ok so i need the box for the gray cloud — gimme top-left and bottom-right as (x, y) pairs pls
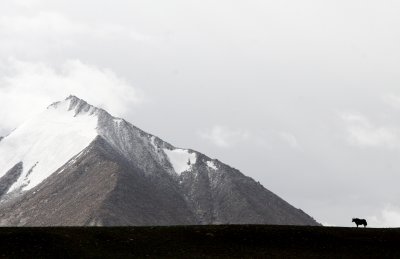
(368, 205), (400, 228)
(342, 113), (400, 148)
(0, 58), (144, 134)
(278, 132), (300, 149)
(199, 125), (250, 148)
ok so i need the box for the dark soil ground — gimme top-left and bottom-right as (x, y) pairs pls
(0, 225), (399, 258)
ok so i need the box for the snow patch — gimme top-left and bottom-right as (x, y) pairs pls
(0, 98), (98, 192)
(150, 136), (158, 150)
(163, 148), (197, 175)
(207, 161), (218, 170)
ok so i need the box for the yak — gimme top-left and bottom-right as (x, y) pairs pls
(352, 218), (367, 228)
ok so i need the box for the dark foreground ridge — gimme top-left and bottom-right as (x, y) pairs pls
(0, 225), (399, 258)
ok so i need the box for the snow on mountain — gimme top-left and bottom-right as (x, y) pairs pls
(0, 97), (98, 193)
(0, 95), (203, 194)
(163, 148), (197, 175)
(207, 160), (218, 170)
(0, 96), (320, 226)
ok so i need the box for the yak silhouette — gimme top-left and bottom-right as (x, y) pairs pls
(352, 218), (367, 228)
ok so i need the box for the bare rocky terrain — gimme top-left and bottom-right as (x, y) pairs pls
(0, 225), (399, 258)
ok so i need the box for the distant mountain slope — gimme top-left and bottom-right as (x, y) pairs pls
(0, 96), (319, 226)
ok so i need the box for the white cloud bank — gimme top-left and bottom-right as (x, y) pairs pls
(368, 205), (400, 228)
(13, 0), (43, 8)
(342, 113), (400, 148)
(199, 125), (250, 148)
(0, 59), (144, 135)
(279, 132), (300, 149)
(383, 94), (400, 111)
(0, 11), (154, 58)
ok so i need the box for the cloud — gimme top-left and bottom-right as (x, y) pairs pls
(199, 127), (302, 149)
(279, 132), (299, 149)
(13, 0), (43, 8)
(199, 125), (250, 148)
(382, 94), (400, 110)
(0, 12), (87, 54)
(342, 113), (399, 148)
(0, 11), (152, 41)
(368, 205), (400, 228)
(0, 58), (144, 135)
(0, 12), (86, 35)
(0, 11), (154, 57)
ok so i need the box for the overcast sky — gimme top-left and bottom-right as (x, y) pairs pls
(1, 0), (400, 227)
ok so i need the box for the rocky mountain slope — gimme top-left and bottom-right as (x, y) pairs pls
(0, 96), (319, 226)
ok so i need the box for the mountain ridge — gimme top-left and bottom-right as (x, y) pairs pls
(0, 96), (319, 226)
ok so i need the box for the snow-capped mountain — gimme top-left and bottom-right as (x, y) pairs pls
(0, 96), (319, 226)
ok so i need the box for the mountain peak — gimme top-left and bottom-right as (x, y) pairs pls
(66, 94), (83, 102)
(48, 95), (102, 117)
(0, 96), (320, 226)
(66, 95), (92, 113)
